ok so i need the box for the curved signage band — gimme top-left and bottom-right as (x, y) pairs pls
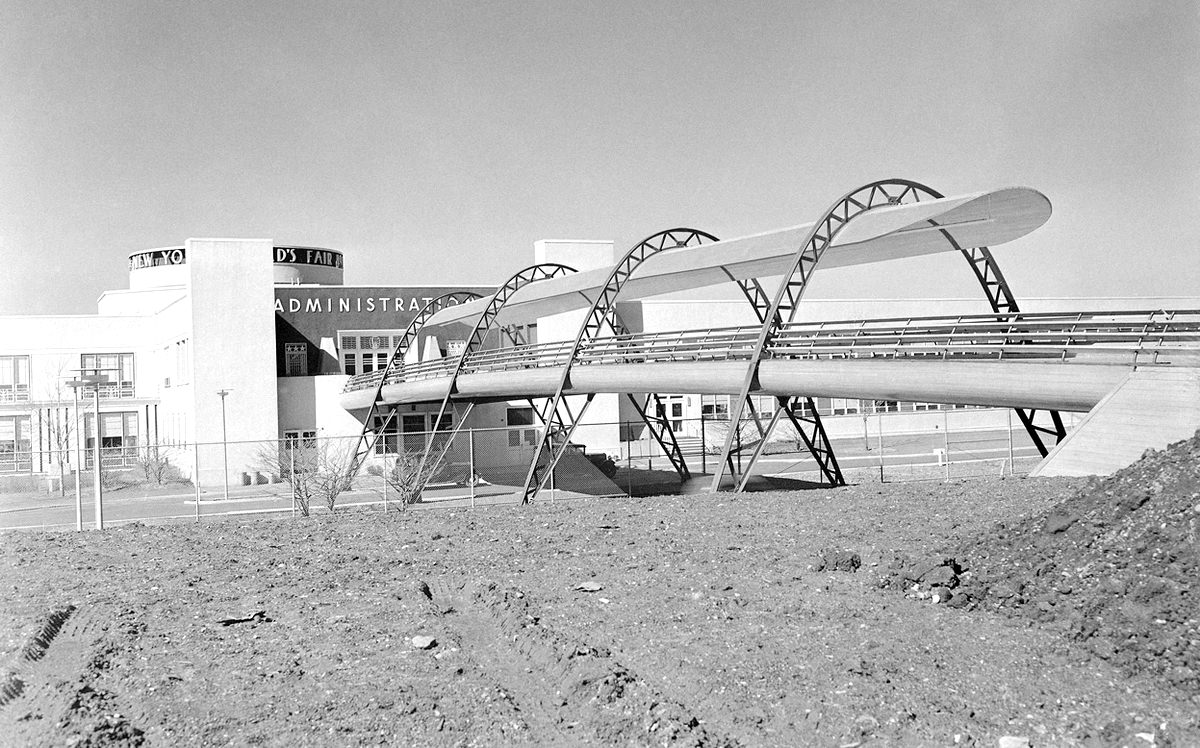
(520, 228), (720, 502)
(127, 245), (345, 271)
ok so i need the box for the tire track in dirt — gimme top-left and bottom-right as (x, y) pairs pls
(0, 604), (76, 709)
(0, 603), (148, 746)
(422, 579), (740, 747)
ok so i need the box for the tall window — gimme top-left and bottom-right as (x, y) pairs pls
(0, 356), (30, 404)
(83, 411), (139, 468)
(80, 353), (135, 398)
(0, 415), (32, 472)
(284, 343), (308, 376)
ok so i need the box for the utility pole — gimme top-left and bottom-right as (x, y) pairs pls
(217, 389), (233, 502)
(66, 373), (109, 530)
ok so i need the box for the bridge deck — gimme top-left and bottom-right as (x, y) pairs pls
(340, 309), (1200, 414)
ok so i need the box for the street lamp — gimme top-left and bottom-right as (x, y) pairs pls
(216, 389), (233, 502)
(65, 373), (110, 531)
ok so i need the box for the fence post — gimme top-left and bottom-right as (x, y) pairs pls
(943, 410), (951, 480)
(381, 452), (388, 513)
(194, 443), (201, 522)
(700, 414), (707, 474)
(876, 413), (884, 483)
(290, 446), (296, 517)
(626, 425), (632, 496)
(468, 428), (476, 510)
(1007, 408), (1015, 476)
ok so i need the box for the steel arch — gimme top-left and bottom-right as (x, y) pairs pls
(729, 277), (845, 489)
(710, 178), (1065, 491)
(413, 263), (577, 497)
(899, 183), (1064, 455)
(347, 291), (483, 477)
(519, 228), (720, 503)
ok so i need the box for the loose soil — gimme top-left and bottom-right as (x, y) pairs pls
(3, 440), (1199, 746)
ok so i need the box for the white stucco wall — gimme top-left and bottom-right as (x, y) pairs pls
(186, 238), (280, 485)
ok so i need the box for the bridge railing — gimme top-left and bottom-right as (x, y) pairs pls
(341, 309), (1200, 393)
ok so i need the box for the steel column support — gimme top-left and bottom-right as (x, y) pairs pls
(519, 228), (719, 503)
(413, 263), (576, 496)
(727, 276), (845, 490)
(348, 291), (483, 477)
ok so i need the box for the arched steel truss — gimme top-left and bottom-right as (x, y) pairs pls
(519, 228), (720, 503)
(710, 178), (1065, 492)
(727, 277), (845, 489)
(414, 263), (578, 492)
(347, 291), (484, 477)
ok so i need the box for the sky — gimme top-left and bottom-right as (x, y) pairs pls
(1, 0), (1197, 316)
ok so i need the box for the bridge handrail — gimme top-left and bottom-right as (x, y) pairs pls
(340, 309), (1200, 392)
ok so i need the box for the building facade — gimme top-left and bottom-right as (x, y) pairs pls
(0, 238), (489, 485)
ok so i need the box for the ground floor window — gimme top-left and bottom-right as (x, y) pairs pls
(83, 411), (139, 468)
(368, 412), (447, 455)
(700, 395), (730, 421)
(506, 406), (536, 448)
(402, 414), (429, 453)
(0, 415), (32, 473)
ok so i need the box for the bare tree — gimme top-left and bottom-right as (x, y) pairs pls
(379, 449), (448, 508)
(254, 437), (357, 516)
(41, 359), (77, 496)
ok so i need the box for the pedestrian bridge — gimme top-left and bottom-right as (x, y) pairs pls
(340, 310), (1200, 414)
(337, 178), (1200, 500)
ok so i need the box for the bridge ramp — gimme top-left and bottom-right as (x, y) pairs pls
(1032, 368), (1200, 477)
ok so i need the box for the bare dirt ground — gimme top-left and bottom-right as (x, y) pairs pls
(2, 438), (1199, 747)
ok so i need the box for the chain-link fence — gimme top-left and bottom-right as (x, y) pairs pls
(0, 408), (1064, 530)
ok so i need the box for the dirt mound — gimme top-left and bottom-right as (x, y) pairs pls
(891, 431), (1200, 695)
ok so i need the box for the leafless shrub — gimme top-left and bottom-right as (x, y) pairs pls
(137, 445), (180, 485)
(254, 438), (357, 516)
(380, 449), (446, 508)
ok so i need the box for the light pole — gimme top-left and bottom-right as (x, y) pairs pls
(65, 380), (84, 531)
(66, 373), (109, 530)
(217, 389), (232, 502)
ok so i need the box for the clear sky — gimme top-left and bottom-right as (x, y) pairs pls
(1, 0), (1197, 315)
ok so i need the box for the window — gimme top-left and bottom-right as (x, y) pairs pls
(0, 415), (32, 472)
(0, 356), (30, 404)
(402, 414), (427, 453)
(283, 429), (317, 448)
(83, 411), (139, 468)
(506, 407), (536, 448)
(80, 353), (135, 398)
(700, 395), (730, 421)
(282, 430), (318, 471)
(831, 398), (859, 416)
(873, 400), (899, 414)
(339, 331), (402, 376)
(371, 414), (399, 455)
(283, 343), (308, 376)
